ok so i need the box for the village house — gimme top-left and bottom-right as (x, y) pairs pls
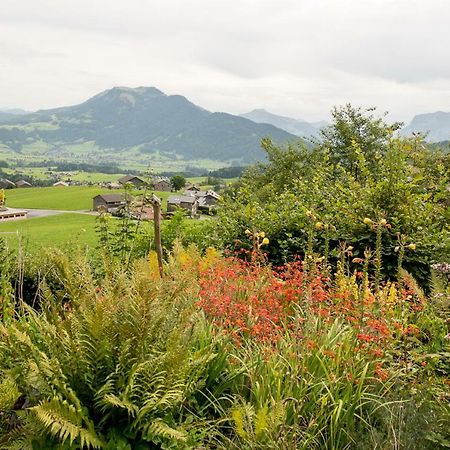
(118, 175), (146, 188)
(0, 178), (16, 189)
(184, 184), (200, 196)
(185, 183), (200, 190)
(92, 194), (130, 212)
(196, 190), (221, 213)
(15, 180), (32, 188)
(152, 176), (172, 192)
(167, 195), (198, 216)
(53, 181), (69, 187)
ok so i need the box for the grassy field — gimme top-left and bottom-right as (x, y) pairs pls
(0, 213), (99, 250)
(2, 167), (127, 183)
(0, 185), (214, 251)
(4, 186), (172, 211)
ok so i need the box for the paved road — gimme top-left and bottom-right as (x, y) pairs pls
(24, 209), (98, 218)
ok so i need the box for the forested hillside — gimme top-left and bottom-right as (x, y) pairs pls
(0, 87), (295, 165)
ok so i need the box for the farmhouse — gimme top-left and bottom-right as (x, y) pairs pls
(197, 190), (221, 212)
(118, 175), (146, 188)
(15, 180), (32, 188)
(53, 181), (69, 187)
(0, 178), (16, 189)
(167, 195), (198, 216)
(184, 185), (200, 196)
(152, 176), (172, 192)
(185, 183), (200, 190)
(93, 194), (129, 212)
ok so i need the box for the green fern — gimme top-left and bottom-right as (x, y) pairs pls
(0, 377), (20, 411)
(141, 419), (187, 443)
(31, 398), (104, 448)
(0, 250), (224, 448)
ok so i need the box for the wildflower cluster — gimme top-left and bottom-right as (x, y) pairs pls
(196, 256), (424, 355)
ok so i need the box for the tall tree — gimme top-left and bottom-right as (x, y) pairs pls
(319, 104), (403, 180)
(170, 175), (186, 191)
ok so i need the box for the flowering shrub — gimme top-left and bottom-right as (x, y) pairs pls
(197, 256), (434, 360)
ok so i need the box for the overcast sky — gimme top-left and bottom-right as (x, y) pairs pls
(1, 0), (449, 122)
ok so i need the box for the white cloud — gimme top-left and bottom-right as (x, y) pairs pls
(0, 0), (449, 122)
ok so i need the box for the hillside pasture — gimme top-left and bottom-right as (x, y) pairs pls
(4, 186), (172, 211)
(2, 167), (127, 183)
(0, 213), (99, 250)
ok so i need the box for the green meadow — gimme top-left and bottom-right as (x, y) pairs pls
(0, 213), (99, 250)
(0, 186), (176, 250)
(2, 167), (127, 183)
(4, 186), (172, 211)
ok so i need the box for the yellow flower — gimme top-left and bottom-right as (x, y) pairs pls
(407, 243), (416, 251)
(244, 229), (251, 235)
(261, 237), (269, 245)
(379, 219), (387, 226)
(259, 231), (265, 238)
(315, 221), (324, 230)
(363, 217), (373, 225)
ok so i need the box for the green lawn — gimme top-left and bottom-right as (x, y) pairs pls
(0, 213), (99, 250)
(4, 186), (173, 211)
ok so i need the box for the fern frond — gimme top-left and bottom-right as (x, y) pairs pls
(99, 394), (139, 418)
(0, 376), (20, 411)
(141, 419), (187, 443)
(31, 398), (104, 449)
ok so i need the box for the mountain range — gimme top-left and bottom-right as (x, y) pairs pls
(0, 87), (296, 167)
(400, 111), (450, 142)
(242, 109), (450, 144)
(239, 109), (324, 138)
(0, 108), (30, 121)
(1, 87), (449, 170)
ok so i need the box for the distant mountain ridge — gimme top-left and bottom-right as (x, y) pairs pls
(402, 111), (450, 142)
(0, 107), (31, 122)
(0, 87), (296, 166)
(240, 109), (325, 138)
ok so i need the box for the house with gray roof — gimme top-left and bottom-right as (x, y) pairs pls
(118, 175), (146, 188)
(93, 194), (130, 212)
(167, 195), (198, 216)
(15, 180), (32, 188)
(196, 190), (221, 213)
(0, 178), (16, 189)
(152, 176), (172, 192)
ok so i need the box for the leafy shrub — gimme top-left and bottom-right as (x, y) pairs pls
(216, 107), (450, 289)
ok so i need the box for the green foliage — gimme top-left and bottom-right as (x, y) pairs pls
(224, 321), (391, 449)
(319, 104), (403, 179)
(217, 105), (450, 288)
(170, 175), (186, 191)
(0, 239), (15, 323)
(0, 251), (225, 448)
(0, 245), (448, 448)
